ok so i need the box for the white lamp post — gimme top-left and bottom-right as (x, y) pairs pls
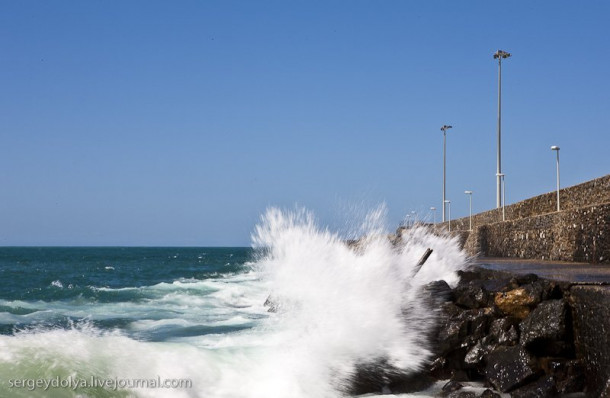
(464, 190), (473, 231)
(497, 173), (506, 221)
(430, 207), (436, 224)
(551, 146), (560, 211)
(494, 50), (511, 209)
(444, 200), (451, 232)
(441, 125), (453, 222)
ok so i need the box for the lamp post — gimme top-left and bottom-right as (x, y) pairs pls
(464, 190), (473, 231)
(430, 207), (436, 224)
(441, 125), (453, 222)
(444, 200), (451, 232)
(497, 173), (506, 221)
(551, 146), (561, 211)
(494, 49), (511, 209)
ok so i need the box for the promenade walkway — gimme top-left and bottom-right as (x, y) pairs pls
(476, 257), (610, 284)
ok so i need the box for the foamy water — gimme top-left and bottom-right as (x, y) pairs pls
(0, 207), (468, 397)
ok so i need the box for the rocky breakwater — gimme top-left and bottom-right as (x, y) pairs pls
(430, 267), (585, 397)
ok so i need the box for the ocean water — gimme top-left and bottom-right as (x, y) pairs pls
(0, 208), (468, 397)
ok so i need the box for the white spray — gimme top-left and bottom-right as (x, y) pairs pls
(0, 206), (468, 398)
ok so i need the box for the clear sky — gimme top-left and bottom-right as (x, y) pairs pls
(1, 1), (609, 246)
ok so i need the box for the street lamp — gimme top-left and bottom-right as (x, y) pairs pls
(497, 173), (506, 221)
(551, 146), (561, 211)
(464, 190), (473, 231)
(430, 207), (436, 224)
(441, 125), (453, 222)
(494, 49), (511, 209)
(444, 200), (451, 232)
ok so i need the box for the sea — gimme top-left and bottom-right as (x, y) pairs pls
(0, 207), (473, 398)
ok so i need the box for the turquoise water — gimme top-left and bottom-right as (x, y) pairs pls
(0, 247), (254, 339)
(0, 209), (468, 397)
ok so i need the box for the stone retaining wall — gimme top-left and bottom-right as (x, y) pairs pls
(435, 174), (610, 263)
(461, 203), (610, 263)
(445, 174), (610, 231)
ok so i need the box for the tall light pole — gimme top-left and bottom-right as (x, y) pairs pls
(494, 49), (511, 209)
(551, 146), (561, 211)
(497, 173), (506, 221)
(441, 125), (453, 222)
(464, 190), (473, 231)
(430, 207), (436, 224)
(444, 200), (451, 232)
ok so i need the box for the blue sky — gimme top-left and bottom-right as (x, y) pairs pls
(1, 1), (609, 246)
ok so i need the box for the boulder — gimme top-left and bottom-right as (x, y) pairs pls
(509, 375), (557, 398)
(438, 306), (494, 356)
(263, 295), (278, 312)
(494, 288), (539, 319)
(448, 392), (476, 398)
(348, 358), (435, 395)
(543, 359), (585, 394)
(441, 380), (463, 394)
(600, 377), (610, 398)
(423, 280), (454, 306)
(479, 389), (501, 398)
(488, 317), (519, 345)
(484, 346), (541, 392)
(453, 280), (491, 309)
(520, 299), (571, 356)
(463, 337), (493, 368)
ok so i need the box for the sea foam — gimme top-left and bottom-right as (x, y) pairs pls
(0, 206), (468, 397)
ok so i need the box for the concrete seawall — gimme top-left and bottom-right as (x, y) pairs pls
(438, 174), (610, 263)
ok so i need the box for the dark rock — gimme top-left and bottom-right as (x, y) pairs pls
(489, 317), (519, 345)
(442, 380), (463, 394)
(482, 277), (518, 294)
(464, 338), (493, 368)
(509, 375), (557, 398)
(448, 392), (476, 398)
(449, 370), (471, 382)
(544, 359), (585, 394)
(348, 359), (435, 395)
(423, 280), (454, 305)
(484, 346), (541, 392)
(569, 285), (610, 396)
(514, 273), (539, 285)
(454, 280), (491, 309)
(263, 295), (278, 312)
(438, 307), (494, 356)
(600, 377), (610, 398)
(387, 370), (436, 394)
(520, 299), (571, 356)
(456, 269), (496, 284)
(479, 389), (501, 398)
(429, 356), (450, 379)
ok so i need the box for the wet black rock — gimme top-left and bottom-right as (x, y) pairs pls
(520, 299), (571, 356)
(441, 380), (463, 394)
(463, 337), (493, 368)
(453, 280), (491, 309)
(263, 295), (278, 312)
(488, 317), (519, 345)
(514, 273), (539, 285)
(545, 359), (585, 394)
(509, 375), (557, 398)
(438, 306), (494, 356)
(348, 359), (435, 395)
(479, 389), (501, 398)
(448, 392), (476, 398)
(423, 280), (454, 306)
(484, 346), (541, 392)
(428, 266), (585, 396)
